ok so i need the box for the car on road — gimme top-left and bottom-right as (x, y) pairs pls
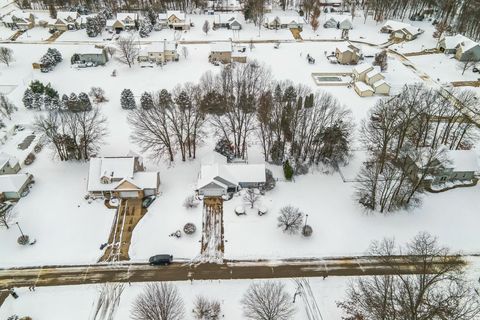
(149, 254), (173, 265)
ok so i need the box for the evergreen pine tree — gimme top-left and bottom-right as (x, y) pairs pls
(140, 92), (154, 109)
(139, 19), (153, 38)
(22, 88), (34, 109)
(48, 48), (62, 64)
(86, 17), (99, 37)
(120, 89), (136, 109)
(78, 92), (92, 111)
(68, 92), (79, 111)
(146, 6), (157, 25)
(283, 160), (294, 180)
(61, 94), (69, 110)
(32, 93), (43, 109)
(29, 80), (45, 94)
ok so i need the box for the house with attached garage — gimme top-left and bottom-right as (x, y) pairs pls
(106, 12), (138, 32)
(50, 11), (81, 31)
(213, 13), (242, 30)
(196, 152), (266, 197)
(87, 156), (160, 199)
(455, 40), (480, 62)
(1, 11), (35, 30)
(138, 41), (179, 64)
(0, 173), (33, 201)
(209, 42), (246, 64)
(263, 14), (303, 29)
(406, 148), (479, 186)
(354, 81), (374, 97)
(381, 20), (423, 41)
(71, 47), (109, 66)
(437, 34), (472, 54)
(158, 11), (190, 30)
(0, 153), (20, 175)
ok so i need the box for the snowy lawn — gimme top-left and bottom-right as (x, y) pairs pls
(409, 53), (480, 83)
(0, 277), (349, 319)
(0, 36), (475, 267)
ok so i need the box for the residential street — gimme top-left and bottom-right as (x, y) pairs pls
(0, 255), (470, 290)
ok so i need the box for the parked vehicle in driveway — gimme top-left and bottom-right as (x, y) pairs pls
(149, 254), (173, 265)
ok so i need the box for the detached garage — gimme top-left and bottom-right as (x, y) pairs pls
(354, 81), (374, 97)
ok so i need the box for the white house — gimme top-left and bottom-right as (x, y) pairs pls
(437, 34), (472, 54)
(354, 81), (374, 97)
(196, 152), (266, 197)
(381, 20), (423, 41)
(106, 12), (138, 32)
(158, 10), (190, 30)
(138, 41), (179, 64)
(50, 11), (81, 30)
(87, 156), (160, 199)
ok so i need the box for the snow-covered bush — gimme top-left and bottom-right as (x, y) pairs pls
(17, 235), (29, 245)
(302, 225), (313, 237)
(183, 223), (196, 235)
(24, 153), (35, 165)
(283, 160), (294, 181)
(183, 195), (199, 209)
(89, 87), (108, 103)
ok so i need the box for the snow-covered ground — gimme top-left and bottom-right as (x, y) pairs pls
(0, 277), (349, 319)
(0, 6), (478, 268)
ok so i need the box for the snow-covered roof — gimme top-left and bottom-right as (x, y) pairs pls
(214, 13), (238, 24)
(10, 10), (33, 20)
(141, 42), (177, 53)
(372, 79), (389, 88)
(57, 11), (79, 20)
(366, 68), (382, 79)
(458, 40), (480, 52)
(75, 47), (105, 55)
(446, 150), (479, 172)
(353, 63), (373, 74)
(354, 81), (374, 92)
(382, 20), (411, 31)
(0, 152), (18, 169)
(264, 14), (302, 25)
(442, 34), (472, 49)
(167, 10), (186, 21)
(0, 173), (30, 193)
(336, 42), (358, 53)
(106, 19), (116, 27)
(197, 152), (266, 190)
(211, 42), (232, 52)
(117, 12), (138, 21)
(88, 156), (158, 192)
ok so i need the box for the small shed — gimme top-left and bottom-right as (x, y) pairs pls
(209, 42), (232, 64)
(354, 81), (374, 97)
(73, 47), (109, 65)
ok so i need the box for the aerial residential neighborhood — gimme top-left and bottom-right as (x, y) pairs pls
(0, 0), (479, 318)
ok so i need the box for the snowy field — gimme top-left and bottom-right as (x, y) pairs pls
(0, 6), (478, 268)
(0, 277), (350, 319)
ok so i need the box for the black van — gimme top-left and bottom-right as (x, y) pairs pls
(149, 254), (173, 265)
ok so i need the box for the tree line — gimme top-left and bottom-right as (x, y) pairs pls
(356, 84), (478, 213)
(128, 61), (354, 173)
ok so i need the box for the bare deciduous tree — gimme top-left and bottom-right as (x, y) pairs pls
(0, 94), (17, 120)
(241, 281), (295, 320)
(181, 46), (188, 59)
(91, 283), (125, 320)
(243, 189), (260, 209)
(338, 232), (480, 320)
(115, 34), (139, 68)
(131, 283), (184, 320)
(277, 205), (304, 234)
(202, 20), (210, 35)
(183, 195), (199, 209)
(0, 47), (13, 67)
(192, 295), (221, 320)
